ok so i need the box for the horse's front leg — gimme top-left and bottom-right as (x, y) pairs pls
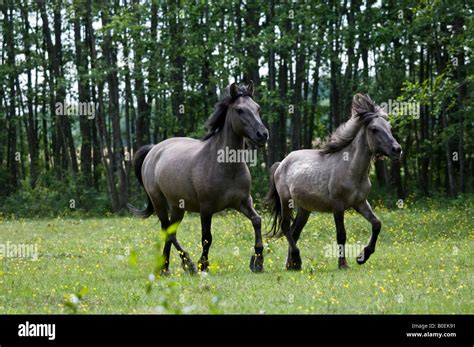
(333, 206), (349, 269)
(355, 200), (381, 265)
(238, 196), (264, 273)
(198, 211), (213, 272)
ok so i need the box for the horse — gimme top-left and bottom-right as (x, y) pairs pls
(128, 82), (269, 274)
(267, 94), (402, 270)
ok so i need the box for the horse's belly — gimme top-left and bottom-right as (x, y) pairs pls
(199, 181), (249, 213)
(158, 170), (248, 214)
(290, 177), (332, 212)
(158, 181), (200, 212)
(153, 161), (201, 212)
(292, 190), (333, 212)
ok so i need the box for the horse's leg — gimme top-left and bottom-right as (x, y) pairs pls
(287, 207), (310, 266)
(155, 201), (172, 275)
(292, 208), (311, 243)
(238, 197), (264, 273)
(282, 201), (302, 270)
(355, 200), (381, 265)
(333, 206), (349, 269)
(198, 211), (213, 272)
(168, 206), (197, 274)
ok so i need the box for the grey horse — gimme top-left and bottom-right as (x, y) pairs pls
(128, 82), (268, 274)
(267, 94), (402, 270)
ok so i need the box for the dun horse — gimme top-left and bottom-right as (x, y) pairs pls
(267, 94), (401, 270)
(128, 82), (268, 274)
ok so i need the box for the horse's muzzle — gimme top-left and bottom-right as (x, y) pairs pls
(390, 144), (402, 161)
(252, 129), (269, 147)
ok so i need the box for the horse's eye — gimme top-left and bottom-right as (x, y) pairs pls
(371, 128), (378, 133)
(236, 108), (244, 114)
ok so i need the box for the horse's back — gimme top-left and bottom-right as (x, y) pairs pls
(155, 137), (202, 154)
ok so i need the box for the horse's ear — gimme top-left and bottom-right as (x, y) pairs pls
(247, 80), (255, 96)
(230, 83), (239, 98)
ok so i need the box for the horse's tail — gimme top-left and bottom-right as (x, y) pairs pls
(127, 144), (155, 218)
(266, 162), (283, 237)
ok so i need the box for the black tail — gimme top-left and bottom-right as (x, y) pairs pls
(266, 162), (282, 237)
(127, 144), (155, 218)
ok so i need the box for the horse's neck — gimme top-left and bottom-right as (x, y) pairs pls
(347, 127), (372, 178)
(207, 118), (245, 158)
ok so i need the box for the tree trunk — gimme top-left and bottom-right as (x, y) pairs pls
(102, 5), (128, 209)
(168, 2), (185, 137)
(20, 2), (39, 188)
(4, 5), (19, 193)
(74, 5), (93, 187)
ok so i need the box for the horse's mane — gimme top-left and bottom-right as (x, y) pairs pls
(202, 84), (253, 141)
(319, 94), (387, 154)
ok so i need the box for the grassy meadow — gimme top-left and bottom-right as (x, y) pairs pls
(0, 199), (472, 314)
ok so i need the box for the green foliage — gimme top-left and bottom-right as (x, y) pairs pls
(0, 175), (112, 218)
(0, 0), (471, 216)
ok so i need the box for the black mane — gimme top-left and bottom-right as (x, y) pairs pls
(202, 84), (254, 141)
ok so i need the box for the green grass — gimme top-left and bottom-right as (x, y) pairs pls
(0, 201), (472, 314)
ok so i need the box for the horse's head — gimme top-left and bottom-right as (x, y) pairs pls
(366, 107), (402, 161)
(228, 81), (268, 147)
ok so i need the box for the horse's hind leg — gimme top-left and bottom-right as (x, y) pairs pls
(168, 206), (197, 274)
(291, 207), (310, 243)
(153, 197), (173, 275)
(238, 197), (264, 273)
(198, 210), (213, 272)
(281, 200), (302, 270)
(333, 205), (349, 269)
(354, 200), (381, 265)
(287, 207), (310, 266)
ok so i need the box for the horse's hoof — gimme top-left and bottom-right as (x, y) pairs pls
(286, 263), (302, 271)
(286, 260), (302, 271)
(182, 258), (197, 274)
(198, 258), (210, 272)
(286, 251), (302, 271)
(249, 254), (264, 273)
(356, 247), (374, 265)
(338, 258), (349, 270)
(160, 269), (171, 277)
